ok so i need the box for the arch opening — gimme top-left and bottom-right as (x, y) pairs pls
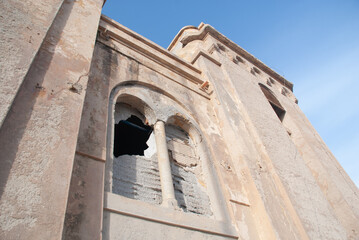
(166, 124), (213, 216)
(110, 101), (161, 205)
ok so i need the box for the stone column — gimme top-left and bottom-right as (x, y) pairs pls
(153, 120), (178, 208)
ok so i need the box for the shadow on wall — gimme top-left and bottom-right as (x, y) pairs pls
(0, 1), (75, 199)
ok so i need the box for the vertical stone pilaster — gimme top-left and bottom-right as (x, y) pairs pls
(0, 0), (104, 239)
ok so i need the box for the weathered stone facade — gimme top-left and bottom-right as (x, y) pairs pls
(0, 1), (358, 239)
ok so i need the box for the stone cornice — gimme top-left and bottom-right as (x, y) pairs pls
(191, 50), (222, 67)
(99, 15), (203, 85)
(168, 25), (198, 51)
(171, 23), (294, 91)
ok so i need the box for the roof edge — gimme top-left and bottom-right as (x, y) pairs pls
(174, 23), (294, 91)
(167, 25), (198, 51)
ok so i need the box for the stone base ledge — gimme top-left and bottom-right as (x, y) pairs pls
(104, 192), (238, 239)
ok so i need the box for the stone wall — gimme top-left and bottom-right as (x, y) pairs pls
(0, 1), (104, 238)
(167, 125), (212, 216)
(0, 0), (64, 128)
(1, 3), (358, 239)
(113, 154), (162, 205)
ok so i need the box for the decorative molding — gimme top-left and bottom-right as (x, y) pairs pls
(97, 38), (211, 100)
(97, 16), (214, 100)
(168, 25), (198, 51)
(76, 151), (106, 163)
(176, 23), (294, 91)
(100, 15), (202, 77)
(104, 192), (238, 239)
(191, 50), (222, 67)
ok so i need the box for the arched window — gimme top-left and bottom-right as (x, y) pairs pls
(104, 89), (236, 239)
(111, 102), (162, 205)
(110, 102), (213, 216)
(259, 83), (286, 121)
(166, 124), (212, 216)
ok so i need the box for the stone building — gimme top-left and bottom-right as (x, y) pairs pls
(0, 1), (358, 239)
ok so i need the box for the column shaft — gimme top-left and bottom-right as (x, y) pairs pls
(154, 121), (178, 208)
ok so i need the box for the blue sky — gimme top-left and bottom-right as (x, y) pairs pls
(102, 0), (359, 187)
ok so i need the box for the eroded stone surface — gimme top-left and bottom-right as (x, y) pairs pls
(0, 3), (358, 240)
(113, 154), (162, 205)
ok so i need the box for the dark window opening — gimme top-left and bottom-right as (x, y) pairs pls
(217, 43), (226, 51)
(236, 55), (244, 63)
(253, 67), (261, 74)
(259, 83), (286, 122)
(232, 55), (244, 64)
(270, 102), (285, 122)
(114, 115), (152, 157)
